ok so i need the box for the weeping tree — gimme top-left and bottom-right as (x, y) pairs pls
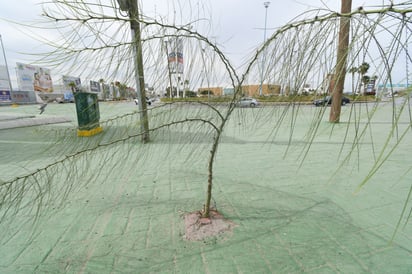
(1, 0), (412, 233)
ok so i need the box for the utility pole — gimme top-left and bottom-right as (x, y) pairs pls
(329, 0), (352, 123)
(118, 0), (150, 142)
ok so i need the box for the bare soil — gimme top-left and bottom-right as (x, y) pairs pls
(183, 209), (236, 241)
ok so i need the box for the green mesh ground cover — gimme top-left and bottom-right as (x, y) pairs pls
(0, 100), (411, 273)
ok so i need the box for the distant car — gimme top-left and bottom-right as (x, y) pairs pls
(56, 97), (65, 104)
(237, 97), (259, 107)
(134, 97), (152, 106)
(386, 91), (399, 98)
(56, 96), (75, 104)
(313, 95), (350, 106)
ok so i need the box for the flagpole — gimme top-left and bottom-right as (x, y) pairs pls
(0, 34), (13, 92)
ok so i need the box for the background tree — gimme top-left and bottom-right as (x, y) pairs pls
(348, 66), (358, 95)
(68, 81), (77, 94)
(99, 78), (106, 100)
(358, 62), (370, 94)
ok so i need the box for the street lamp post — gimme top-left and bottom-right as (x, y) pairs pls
(406, 26), (410, 89)
(259, 1), (270, 96)
(263, 2), (270, 44)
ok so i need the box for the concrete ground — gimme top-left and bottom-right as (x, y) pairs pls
(0, 99), (411, 273)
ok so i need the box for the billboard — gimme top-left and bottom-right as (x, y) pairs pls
(62, 75), (81, 92)
(0, 90), (11, 102)
(167, 38), (184, 74)
(90, 80), (101, 93)
(365, 78), (377, 95)
(16, 63), (53, 92)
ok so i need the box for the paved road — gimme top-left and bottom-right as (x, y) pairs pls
(0, 100), (411, 273)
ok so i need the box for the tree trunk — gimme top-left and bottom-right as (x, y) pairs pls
(202, 132), (221, 218)
(329, 0), (352, 123)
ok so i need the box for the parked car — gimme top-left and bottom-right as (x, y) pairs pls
(56, 92), (75, 103)
(237, 97), (259, 107)
(134, 97), (153, 106)
(313, 95), (350, 106)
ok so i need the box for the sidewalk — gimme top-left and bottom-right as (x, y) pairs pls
(0, 101), (411, 273)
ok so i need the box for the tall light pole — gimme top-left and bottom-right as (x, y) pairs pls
(263, 2), (270, 46)
(259, 1), (270, 96)
(406, 26), (410, 89)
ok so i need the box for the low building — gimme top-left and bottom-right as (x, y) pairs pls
(240, 84), (281, 96)
(198, 84), (281, 97)
(197, 87), (223, 96)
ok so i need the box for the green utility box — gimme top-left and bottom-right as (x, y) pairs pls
(74, 92), (102, 137)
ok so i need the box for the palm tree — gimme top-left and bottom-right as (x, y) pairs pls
(357, 62), (370, 94)
(184, 79), (189, 97)
(99, 78), (106, 100)
(348, 66), (358, 95)
(68, 81), (77, 94)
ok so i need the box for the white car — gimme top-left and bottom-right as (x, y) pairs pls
(237, 97), (259, 107)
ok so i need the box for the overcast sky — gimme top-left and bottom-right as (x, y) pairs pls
(0, 0), (400, 88)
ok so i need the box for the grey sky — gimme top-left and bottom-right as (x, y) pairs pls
(0, 0), (402, 89)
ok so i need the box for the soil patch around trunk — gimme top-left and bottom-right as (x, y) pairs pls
(183, 209), (236, 241)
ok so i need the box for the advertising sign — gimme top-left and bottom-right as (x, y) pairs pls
(365, 78), (376, 95)
(16, 63), (53, 92)
(62, 75), (81, 91)
(90, 80), (101, 93)
(0, 90), (11, 102)
(167, 38), (184, 74)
